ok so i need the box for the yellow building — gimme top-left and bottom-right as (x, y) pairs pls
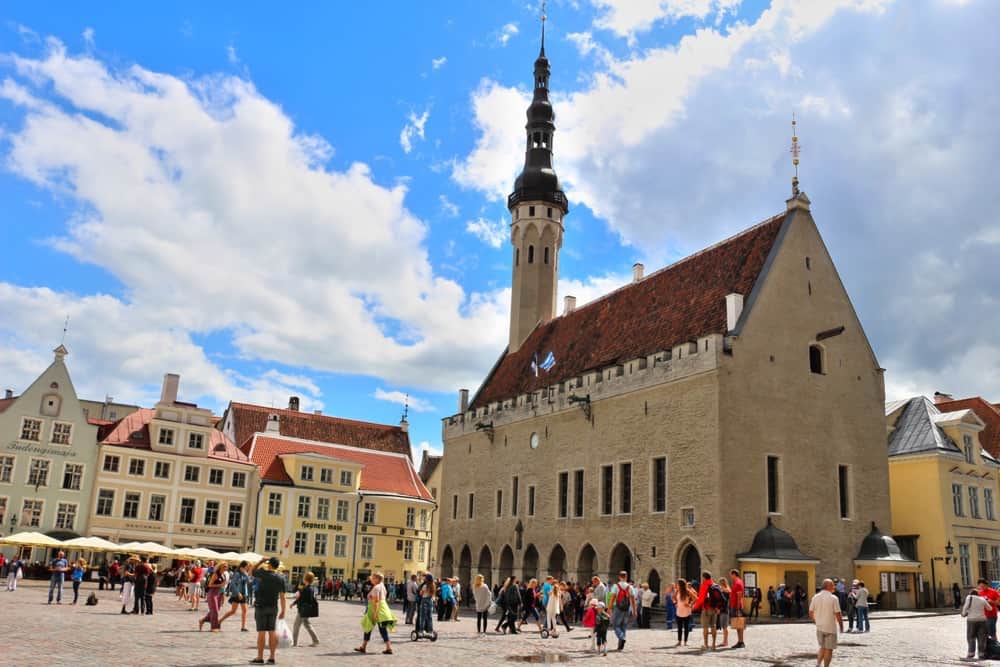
(418, 450), (442, 571)
(244, 421), (435, 587)
(88, 374), (258, 551)
(886, 396), (996, 607)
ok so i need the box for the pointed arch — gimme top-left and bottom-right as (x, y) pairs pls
(608, 543), (633, 581)
(459, 544), (473, 591)
(478, 545), (494, 586)
(646, 568), (662, 606)
(440, 545), (455, 578)
(523, 543), (539, 582)
(577, 543), (598, 583)
(675, 539), (702, 586)
(547, 544), (567, 580)
(499, 544), (515, 582)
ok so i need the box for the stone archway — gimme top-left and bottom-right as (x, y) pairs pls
(459, 545), (473, 593)
(499, 544), (515, 582)
(523, 544), (539, 582)
(577, 543), (598, 583)
(609, 543), (633, 581)
(440, 545), (454, 578)
(647, 568), (662, 606)
(678, 542), (701, 585)
(548, 544), (567, 580)
(478, 545), (494, 586)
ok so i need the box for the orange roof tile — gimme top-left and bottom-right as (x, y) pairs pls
(102, 408), (251, 464)
(226, 402), (410, 458)
(246, 434), (432, 500)
(471, 212), (787, 409)
(936, 396), (1000, 459)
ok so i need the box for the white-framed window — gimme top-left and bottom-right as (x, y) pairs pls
(62, 463), (83, 490)
(128, 458), (145, 476)
(953, 484), (964, 516)
(294, 531), (308, 555)
(360, 536), (374, 559)
(992, 546), (1000, 581)
(103, 454), (120, 473)
(183, 465), (200, 483)
(154, 461), (171, 479)
(960, 543), (972, 586)
(20, 418), (42, 442)
(148, 494), (165, 522)
(419, 509), (428, 530)
(158, 428), (175, 445)
(403, 540), (413, 560)
(417, 540), (426, 562)
(232, 471), (247, 488)
(340, 470), (353, 486)
(314, 533), (328, 556)
(55, 502), (77, 530)
(297, 495), (311, 518)
(51, 422), (72, 445)
(334, 535), (348, 558)
(21, 498), (43, 527)
(264, 528), (279, 553)
(179, 497), (196, 524)
(320, 468), (333, 484)
(317, 497), (330, 521)
(0, 496), (7, 525)
(123, 492), (141, 519)
(204, 500), (220, 525)
(336, 499), (349, 522)
(208, 468), (224, 485)
(406, 507), (415, 528)
(651, 457), (667, 513)
(268, 492), (282, 515)
(95, 489), (115, 516)
(681, 506), (696, 528)
(227, 503), (242, 528)
(27, 458), (50, 487)
(964, 435), (975, 464)
(301, 465), (314, 482)
(987, 488), (996, 521)
(0, 456), (13, 483)
(363, 502), (376, 524)
(970, 487), (981, 519)
(187, 432), (203, 449)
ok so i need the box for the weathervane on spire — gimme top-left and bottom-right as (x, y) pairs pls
(60, 315), (70, 345)
(540, 0), (547, 53)
(402, 394), (409, 423)
(790, 113), (801, 196)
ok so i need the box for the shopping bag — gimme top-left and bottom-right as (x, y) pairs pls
(275, 618), (293, 649)
(488, 601), (498, 617)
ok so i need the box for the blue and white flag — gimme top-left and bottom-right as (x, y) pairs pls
(540, 351), (556, 372)
(530, 353), (539, 377)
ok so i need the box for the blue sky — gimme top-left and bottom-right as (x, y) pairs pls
(1, 0), (997, 459)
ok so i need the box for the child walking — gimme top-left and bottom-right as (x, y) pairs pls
(595, 601), (611, 657)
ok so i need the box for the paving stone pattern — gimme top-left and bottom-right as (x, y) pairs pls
(0, 582), (982, 666)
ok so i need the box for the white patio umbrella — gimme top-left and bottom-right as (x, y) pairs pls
(0, 531), (63, 547)
(238, 551), (264, 563)
(172, 546), (223, 561)
(124, 541), (175, 557)
(217, 551), (243, 562)
(61, 536), (120, 552)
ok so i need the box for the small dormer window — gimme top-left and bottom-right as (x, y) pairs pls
(964, 435), (975, 464)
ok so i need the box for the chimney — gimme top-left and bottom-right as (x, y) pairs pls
(458, 389), (470, 413)
(288, 396), (300, 411)
(632, 263), (644, 282)
(265, 413), (281, 433)
(934, 391), (954, 404)
(563, 295), (577, 314)
(4, 389), (12, 399)
(313, 409), (322, 415)
(725, 293), (744, 331)
(160, 373), (180, 405)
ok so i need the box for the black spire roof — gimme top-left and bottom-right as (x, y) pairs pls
(736, 518), (818, 562)
(508, 22), (568, 213)
(855, 522), (919, 563)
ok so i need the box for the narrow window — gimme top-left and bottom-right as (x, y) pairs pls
(557, 471), (569, 518)
(512, 476), (519, 516)
(767, 456), (781, 513)
(529, 205), (535, 217)
(805, 256), (811, 270)
(619, 463), (632, 514)
(601, 465), (613, 515)
(964, 435), (975, 464)
(960, 544), (971, 585)
(544, 247), (549, 264)
(809, 345), (824, 374)
(987, 488), (996, 521)
(573, 469), (584, 518)
(496, 489), (503, 518)
(970, 487), (981, 518)
(652, 457), (667, 513)
(953, 484), (964, 516)
(528, 245), (534, 263)
(515, 247), (520, 266)
(468, 492), (475, 519)
(547, 207), (553, 218)
(452, 494), (458, 520)
(838, 465), (850, 519)
(528, 485), (536, 516)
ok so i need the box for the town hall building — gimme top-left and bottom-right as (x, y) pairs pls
(436, 29), (894, 603)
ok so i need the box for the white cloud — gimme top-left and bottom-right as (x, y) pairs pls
(226, 44), (239, 65)
(498, 22), (519, 46)
(465, 217), (507, 248)
(592, 0), (742, 39)
(373, 388), (434, 413)
(82, 27), (95, 48)
(399, 109), (430, 154)
(439, 194), (459, 217)
(431, 56), (447, 69)
(0, 39), (511, 397)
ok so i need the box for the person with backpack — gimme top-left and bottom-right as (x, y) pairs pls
(609, 570), (636, 652)
(692, 570), (723, 650)
(291, 571), (320, 647)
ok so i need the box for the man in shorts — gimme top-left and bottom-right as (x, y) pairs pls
(729, 569), (746, 648)
(251, 557), (287, 665)
(693, 571), (720, 650)
(809, 578), (844, 667)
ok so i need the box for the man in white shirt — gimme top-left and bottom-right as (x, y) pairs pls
(809, 579), (844, 667)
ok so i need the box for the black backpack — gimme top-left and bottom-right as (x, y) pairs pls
(85, 592), (99, 606)
(706, 584), (726, 611)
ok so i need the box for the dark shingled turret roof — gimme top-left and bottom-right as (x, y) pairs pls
(855, 522), (919, 563)
(471, 213), (787, 409)
(737, 518), (818, 561)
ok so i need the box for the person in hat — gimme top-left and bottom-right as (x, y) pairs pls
(594, 601), (611, 656)
(250, 557), (287, 665)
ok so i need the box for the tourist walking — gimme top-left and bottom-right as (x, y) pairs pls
(963, 581), (993, 660)
(594, 601), (611, 656)
(120, 556), (137, 614)
(501, 577), (521, 634)
(473, 574), (492, 634)
(199, 561), (228, 631)
(291, 571), (320, 647)
(250, 557), (286, 665)
(664, 585), (676, 629)
(70, 558), (86, 605)
(729, 569), (747, 648)
(6, 556), (22, 591)
(189, 560), (204, 611)
(452, 577), (462, 621)
(417, 573), (437, 636)
(47, 550), (69, 604)
(853, 580), (871, 633)
(557, 582), (573, 632)
(545, 577), (562, 638)
(672, 579), (695, 647)
(693, 571), (722, 650)
(809, 578), (844, 667)
(609, 571), (635, 652)
(438, 577), (454, 622)
(133, 556), (150, 615)
(220, 560), (251, 631)
(404, 573), (419, 624)
(638, 582), (655, 628)
(355, 572), (396, 655)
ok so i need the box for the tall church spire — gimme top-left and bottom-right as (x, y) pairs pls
(507, 10), (568, 353)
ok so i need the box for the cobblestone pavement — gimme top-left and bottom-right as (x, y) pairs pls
(0, 582), (983, 666)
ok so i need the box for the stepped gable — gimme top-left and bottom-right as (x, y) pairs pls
(471, 212), (787, 409)
(227, 402), (410, 458)
(246, 434), (432, 500)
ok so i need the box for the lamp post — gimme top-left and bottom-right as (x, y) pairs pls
(930, 541), (955, 608)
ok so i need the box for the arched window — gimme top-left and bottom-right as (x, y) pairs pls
(528, 245), (534, 264)
(544, 247), (549, 264)
(809, 344), (824, 374)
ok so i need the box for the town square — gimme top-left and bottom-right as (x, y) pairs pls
(1, 1), (998, 666)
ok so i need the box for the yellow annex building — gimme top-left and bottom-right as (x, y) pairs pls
(243, 419), (435, 586)
(88, 374), (258, 551)
(886, 395), (998, 607)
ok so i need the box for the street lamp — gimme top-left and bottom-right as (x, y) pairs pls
(930, 541), (955, 608)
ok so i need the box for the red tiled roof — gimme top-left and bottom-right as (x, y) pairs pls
(246, 434), (433, 500)
(0, 396), (17, 414)
(471, 212), (787, 408)
(102, 408), (251, 464)
(226, 402), (410, 458)
(937, 397), (1000, 459)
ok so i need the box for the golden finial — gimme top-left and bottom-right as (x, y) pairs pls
(790, 113), (801, 196)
